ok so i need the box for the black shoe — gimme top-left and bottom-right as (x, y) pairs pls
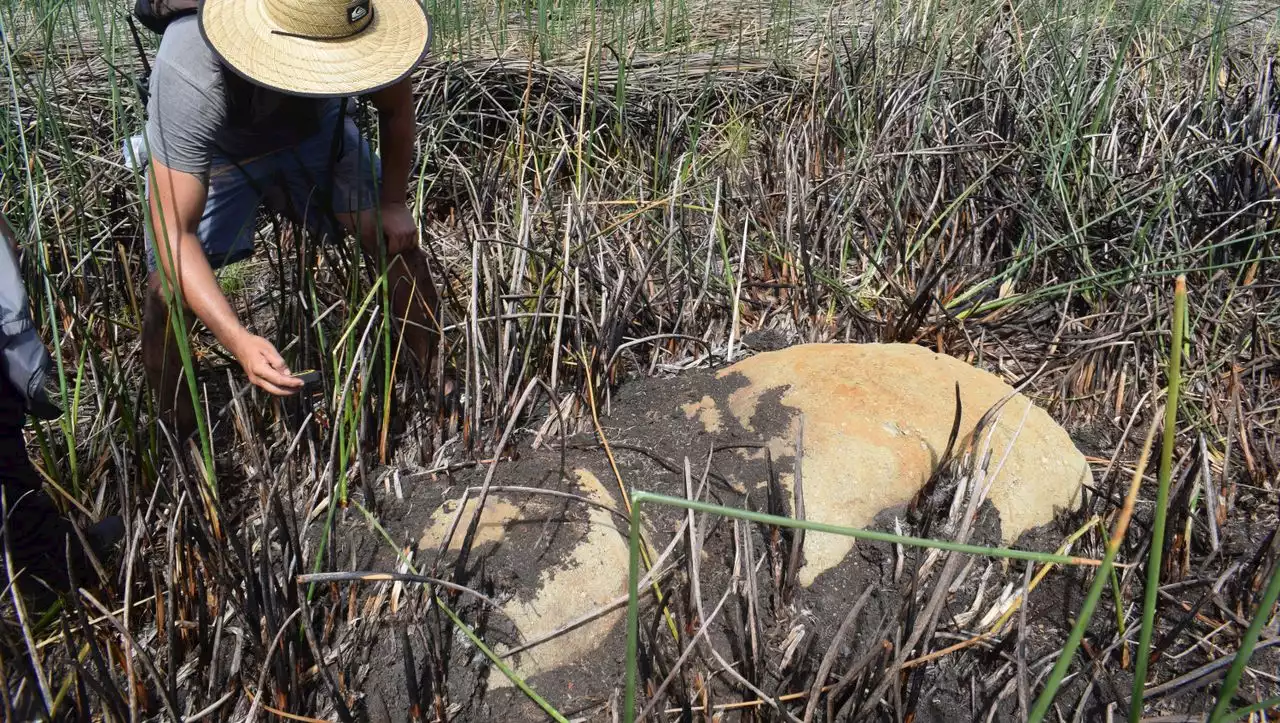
(57, 515), (126, 592)
(85, 516), (125, 563)
(6, 516), (124, 611)
(75, 515), (125, 588)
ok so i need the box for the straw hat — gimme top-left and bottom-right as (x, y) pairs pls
(199, 0), (432, 98)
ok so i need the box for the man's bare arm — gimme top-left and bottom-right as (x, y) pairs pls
(148, 163), (241, 345)
(369, 77), (416, 206)
(148, 161), (302, 395)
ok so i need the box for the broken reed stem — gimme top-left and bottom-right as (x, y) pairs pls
(626, 490), (1105, 723)
(633, 492), (1101, 565)
(436, 597), (569, 723)
(663, 682), (848, 715)
(900, 629), (991, 669)
(243, 691), (337, 723)
(1207, 556), (1280, 723)
(1030, 407), (1164, 723)
(625, 498), (642, 723)
(1131, 274), (1188, 721)
(585, 362), (681, 645)
(295, 571), (501, 608)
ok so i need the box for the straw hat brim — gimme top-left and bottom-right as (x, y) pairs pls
(199, 0), (431, 98)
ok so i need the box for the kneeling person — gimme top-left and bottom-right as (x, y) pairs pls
(141, 0), (440, 437)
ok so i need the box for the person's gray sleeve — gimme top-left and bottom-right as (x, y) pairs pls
(0, 215), (59, 420)
(0, 215), (27, 340)
(143, 55), (224, 178)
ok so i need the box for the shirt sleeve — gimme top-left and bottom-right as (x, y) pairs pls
(143, 52), (224, 178)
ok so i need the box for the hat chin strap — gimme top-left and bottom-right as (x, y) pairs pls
(270, 7), (374, 40)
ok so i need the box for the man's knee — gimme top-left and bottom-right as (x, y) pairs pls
(142, 274), (170, 341)
(342, 209), (383, 256)
(141, 272), (191, 365)
(146, 270), (185, 304)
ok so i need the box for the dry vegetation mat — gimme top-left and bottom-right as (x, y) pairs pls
(0, 0), (1278, 719)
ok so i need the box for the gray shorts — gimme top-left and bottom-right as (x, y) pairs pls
(144, 106), (381, 272)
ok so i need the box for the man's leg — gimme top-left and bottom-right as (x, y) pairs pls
(142, 273), (197, 441)
(282, 112), (444, 378)
(348, 212), (442, 374)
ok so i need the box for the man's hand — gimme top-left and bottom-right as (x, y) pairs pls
(378, 202), (418, 255)
(228, 332), (304, 396)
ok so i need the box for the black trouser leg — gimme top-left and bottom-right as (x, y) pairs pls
(0, 387), (82, 600)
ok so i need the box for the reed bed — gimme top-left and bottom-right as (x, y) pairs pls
(0, 0), (1277, 718)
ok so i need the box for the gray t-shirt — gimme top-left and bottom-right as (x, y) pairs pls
(144, 15), (340, 177)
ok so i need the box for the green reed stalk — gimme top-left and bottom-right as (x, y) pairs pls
(438, 597), (569, 723)
(1224, 696), (1280, 722)
(1130, 275), (1188, 720)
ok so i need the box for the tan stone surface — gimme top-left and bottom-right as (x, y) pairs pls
(418, 497), (522, 553)
(717, 343), (1090, 587)
(682, 395), (724, 433)
(487, 469), (630, 687)
(408, 343), (1089, 689)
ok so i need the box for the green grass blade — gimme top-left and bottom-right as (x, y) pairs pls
(1130, 275), (1188, 720)
(631, 491), (1099, 566)
(1223, 695), (1280, 722)
(624, 498), (642, 723)
(626, 488), (1105, 722)
(1028, 539), (1125, 722)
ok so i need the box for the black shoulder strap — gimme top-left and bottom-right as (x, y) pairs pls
(125, 15), (152, 105)
(133, 0), (198, 35)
